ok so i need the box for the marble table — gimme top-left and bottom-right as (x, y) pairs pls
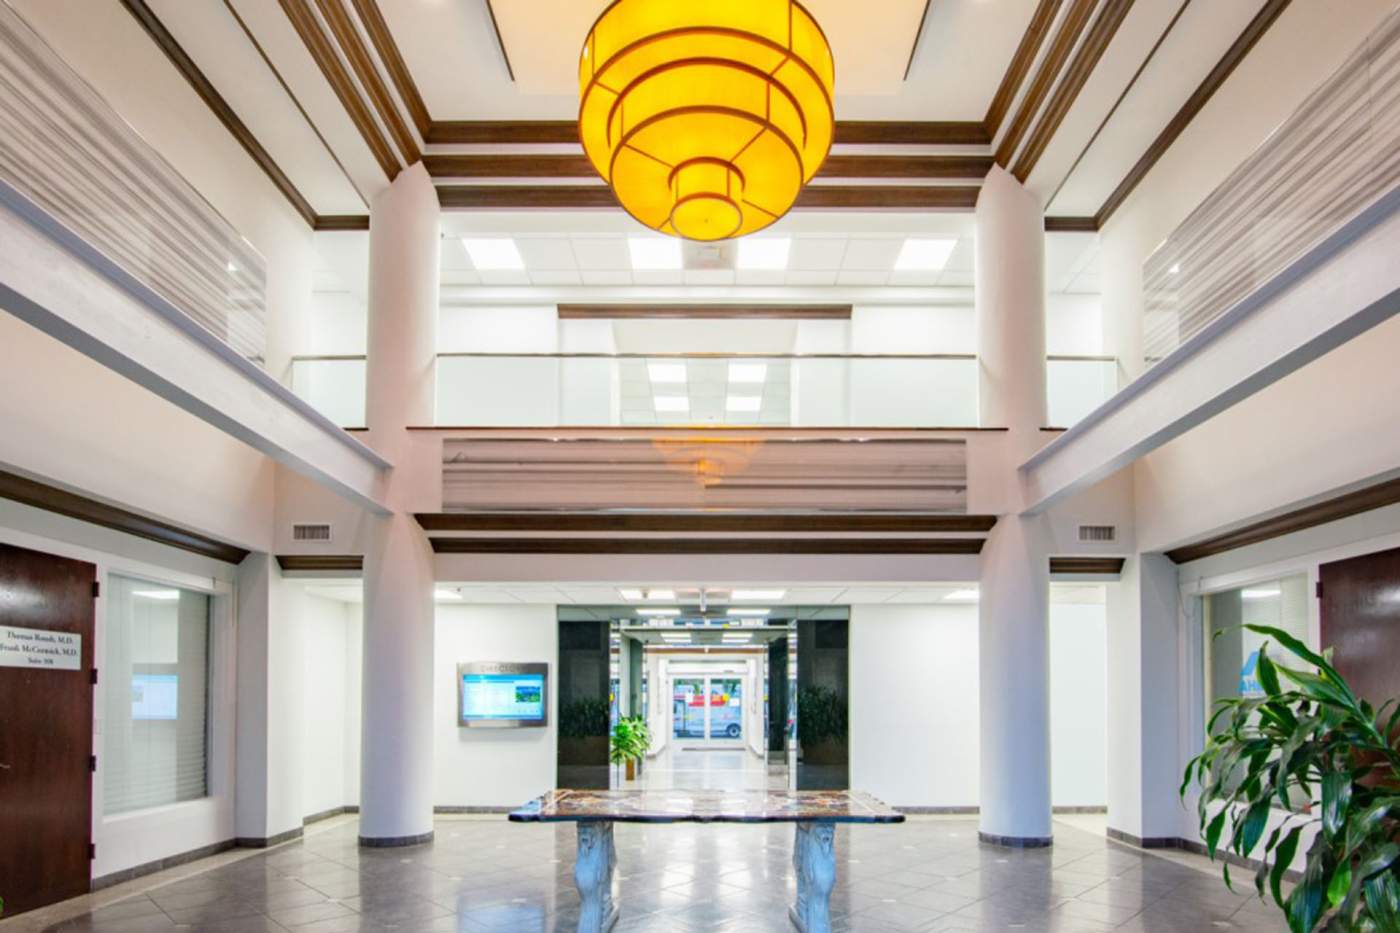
(509, 789), (905, 933)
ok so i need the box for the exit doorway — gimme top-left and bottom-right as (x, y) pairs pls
(672, 669), (746, 747)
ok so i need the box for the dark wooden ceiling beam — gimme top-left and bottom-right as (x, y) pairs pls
(314, 0), (419, 165)
(423, 153), (995, 181)
(1012, 0), (1136, 183)
(417, 512), (998, 534)
(429, 537), (985, 555)
(119, 0), (318, 227)
(1092, 0), (1292, 227)
(313, 214), (371, 231)
(436, 185), (982, 211)
(279, 0), (401, 181)
(995, 0), (1098, 167)
(1049, 556), (1125, 575)
(985, 0), (1066, 138)
(276, 554), (364, 572)
(1044, 216), (1098, 232)
(348, 0), (430, 137)
(1165, 475), (1400, 565)
(0, 469), (250, 564)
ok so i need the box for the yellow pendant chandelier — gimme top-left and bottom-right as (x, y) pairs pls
(579, 0), (835, 241)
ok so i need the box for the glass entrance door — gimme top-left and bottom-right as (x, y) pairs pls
(672, 674), (744, 745)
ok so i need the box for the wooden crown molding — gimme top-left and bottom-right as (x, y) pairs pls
(279, 0), (401, 181)
(312, 215), (370, 231)
(276, 554), (364, 572)
(1165, 475), (1400, 565)
(1011, 0), (1134, 183)
(429, 537), (986, 556)
(994, 0), (1098, 168)
(1049, 556), (1125, 575)
(313, 0), (419, 166)
(985, 0), (1065, 137)
(0, 469), (250, 564)
(436, 185), (980, 211)
(119, 0), (317, 227)
(416, 512), (998, 534)
(423, 153), (995, 182)
(556, 304), (853, 320)
(1044, 216), (1099, 232)
(1091, 0), (1293, 228)
(349, 0), (430, 136)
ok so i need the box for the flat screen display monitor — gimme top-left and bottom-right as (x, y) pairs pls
(132, 673), (179, 720)
(457, 662), (548, 728)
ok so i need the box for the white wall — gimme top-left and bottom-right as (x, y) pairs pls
(850, 597), (1108, 811)
(297, 591), (362, 818)
(1050, 600), (1108, 808)
(434, 605), (558, 808)
(849, 604), (981, 809)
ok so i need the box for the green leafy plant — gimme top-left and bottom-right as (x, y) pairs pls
(559, 697), (611, 740)
(610, 715), (650, 766)
(1182, 624), (1400, 932)
(797, 685), (848, 747)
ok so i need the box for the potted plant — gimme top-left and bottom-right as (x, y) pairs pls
(797, 685), (848, 765)
(611, 715), (650, 781)
(1182, 624), (1400, 932)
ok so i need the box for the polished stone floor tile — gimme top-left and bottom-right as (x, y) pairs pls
(14, 815), (1297, 933)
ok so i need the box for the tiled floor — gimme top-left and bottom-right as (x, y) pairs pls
(5, 814), (1290, 933)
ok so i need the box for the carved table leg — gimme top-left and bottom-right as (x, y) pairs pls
(575, 821), (618, 933)
(789, 821), (836, 932)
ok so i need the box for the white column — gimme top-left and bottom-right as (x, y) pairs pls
(359, 163), (439, 846)
(975, 166), (1053, 846)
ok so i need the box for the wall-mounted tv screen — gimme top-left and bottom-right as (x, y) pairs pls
(457, 662), (548, 728)
(132, 673), (179, 720)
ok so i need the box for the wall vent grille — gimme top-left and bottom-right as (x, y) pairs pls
(1078, 524), (1116, 543)
(291, 523), (332, 542)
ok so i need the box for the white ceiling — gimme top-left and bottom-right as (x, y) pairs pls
(300, 581), (1107, 606)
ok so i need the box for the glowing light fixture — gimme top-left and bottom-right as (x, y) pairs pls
(894, 238), (957, 272)
(579, 0), (835, 241)
(461, 238), (524, 270)
(738, 238), (792, 269)
(728, 363), (768, 384)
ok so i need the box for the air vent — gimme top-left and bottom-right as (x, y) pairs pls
(292, 523), (332, 542)
(1078, 524), (1117, 543)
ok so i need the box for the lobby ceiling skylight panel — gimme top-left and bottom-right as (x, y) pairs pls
(653, 395), (690, 413)
(461, 238), (524, 271)
(728, 363), (768, 384)
(895, 238), (958, 273)
(647, 362), (688, 384)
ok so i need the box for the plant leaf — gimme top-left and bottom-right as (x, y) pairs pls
(1206, 808), (1228, 860)
(1355, 842), (1399, 883)
(1326, 859), (1352, 908)
(1345, 798), (1396, 858)
(1256, 644), (1283, 696)
(1321, 771), (1353, 840)
(1238, 799), (1271, 857)
(1245, 624), (1354, 700)
(1363, 872), (1400, 930)
(1271, 826), (1302, 909)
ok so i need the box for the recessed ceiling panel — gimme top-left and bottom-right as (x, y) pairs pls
(490, 0), (931, 97)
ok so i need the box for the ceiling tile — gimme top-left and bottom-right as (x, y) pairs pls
(571, 237), (630, 270)
(633, 270), (685, 285)
(476, 270), (531, 286)
(517, 237), (578, 270)
(735, 269), (788, 286)
(840, 238), (904, 270)
(788, 237), (848, 271)
(837, 269), (889, 286)
(784, 270), (839, 286)
(529, 270), (583, 285)
(580, 270), (633, 285)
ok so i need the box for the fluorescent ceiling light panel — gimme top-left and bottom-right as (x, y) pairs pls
(653, 396), (690, 412)
(648, 363), (688, 383)
(645, 589), (676, 600)
(737, 238), (791, 270)
(628, 237), (682, 270)
(726, 395), (762, 412)
(638, 608), (681, 617)
(944, 589), (980, 602)
(618, 588), (644, 601)
(728, 608), (771, 616)
(133, 589), (180, 600)
(462, 238), (525, 271)
(435, 589), (463, 600)
(1241, 588), (1281, 600)
(732, 589), (785, 600)
(728, 363), (768, 384)
(894, 238), (957, 272)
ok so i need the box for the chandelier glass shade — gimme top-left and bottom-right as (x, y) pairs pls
(579, 0), (835, 241)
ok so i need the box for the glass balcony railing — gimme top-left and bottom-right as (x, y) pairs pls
(289, 352), (1119, 431)
(1046, 356), (1119, 428)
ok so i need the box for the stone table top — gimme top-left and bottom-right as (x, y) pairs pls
(508, 789), (906, 824)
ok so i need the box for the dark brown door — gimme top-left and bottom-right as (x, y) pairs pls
(0, 542), (96, 915)
(1319, 545), (1400, 708)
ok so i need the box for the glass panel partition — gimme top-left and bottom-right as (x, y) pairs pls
(435, 353), (980, 428)
(290, 357), (366, 429)
(1046, 357), (1118, 428)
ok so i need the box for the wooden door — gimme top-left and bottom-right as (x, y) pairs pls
(0, 542), (96, 916)
(1319, 545), (1400, 708)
